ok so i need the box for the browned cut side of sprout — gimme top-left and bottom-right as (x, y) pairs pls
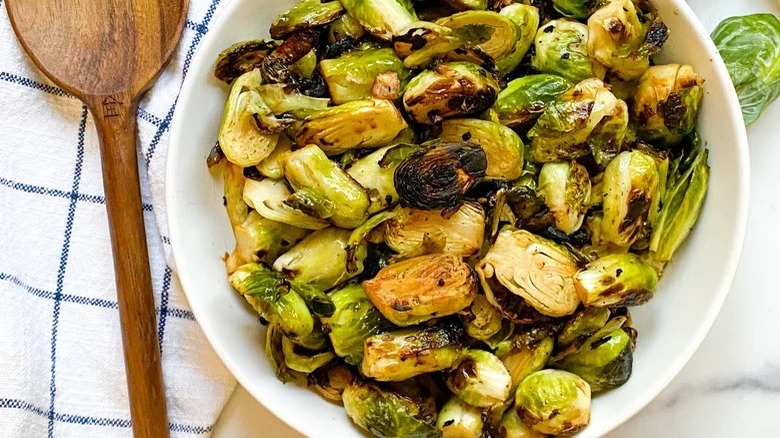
(214, 40), (277, 83)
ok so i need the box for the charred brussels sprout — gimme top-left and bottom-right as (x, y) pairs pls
(493, 75), (572, 127)
(320, 48), (406, 104)
(383, 202), (486, 258)
(327, 284), (393, 365)
(218, 70), (280, 167)
(392, 21), (492, 69)
(537, 161), (592, 235)
(464, 294), (503, 341)
(436, 11), (520, 60)
(394, 143), (487, 211)
(361, 319), (467, 380)
(531, 19), (606, 84)
(588, 0), (668, 81)
(478, 228), (580, 317)
(575, 253), (659, 306)
(273, 227), (367, 289)
(338, 0), (417, 40)
(308, 361), (356, 403)
(499, 407), (546, 438)
(266, 323), (301, 382)
(255, 84), (330, 114)
(528, 77), (628, 165)
(225, 211), (309, 272)
(362, 253), (477, 326)
(270, 0), (345, 39)
(261, 30), (320, 84)
(294, 98), (408, 155)
(557, 306), (611, 347)
(499, 335), (554, 394)
(496, 4), (540, 75)
(436, 396), (484, 437)
(445, 350), (512, 407)
(632, 64), (704, 146)
(438, 119), (525, 181)
(214, 40), (276, 83)
(282, 337), (336, 372)
(283, 144), (370, 229)
(346, 146), (402, 214)
(328, 13), (366, 42)
(514, 370), (591, 435)
(403, 62), (500, 125)
(552, 0), (598, 19)
(243, 178), (328, 230)
(601, 150), (660, 247)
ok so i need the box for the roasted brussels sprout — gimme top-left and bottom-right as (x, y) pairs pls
(437, 11), (520, 60)
(363, 253), (477, 326)
(531, 19), (606, 84)
(438, 119), (525, 181)
(537, 161), (591, 235)
(327, 284), (393, 365)
(528, 77), (628, 165)
(328, 13), (365, 42)
(270, 0), (344, 39)
(255, 84), (330, 114)
(243, 178), (328, 230)
(464, 294), (503, 341)
(478, 228), (580, 317)
(345, 146), (402, 214)
(403, 62), (500, 125)
(214, 40), (276, 83)
(282, 336), (336, 372)
(255, 134), (293, 180)
(223, 162), (249, 227)
(437, 396), (484, 438)
(283, 144), (370, 229)
(218, 70), (280, 166)
(515, 370), (591, 435)
(601, 150), (660, 247)
(632, 64), (704, 146)
(266, 322), (302, 382)
(499, 335), (554, 394)
(445, 349), (512, 407)
(496, 4), (540, 75)
(574, 253), (658, 307)
(395, 143), (487, 211)
(383, 202), (486, 257)
(493, 75), (572, 127)
(587, 0), (668, 81)
(343, 379), (440, 437)
(308, 361), (356, 403)
(499, 407), (546, 438)
(225, 211), (309, 273)
(392, 21), (492, 69)
(273, 227), (367, 289)
(552, 0), (598, 19)
(338, 0), (417, 40)
(261, 30), (320, 84)
(294, 98), (408, 155)
(557, 306), (611, 347)
(361, 319), (467, 380)
(443, 0), (487, 11)
(320, 48), (406, 104)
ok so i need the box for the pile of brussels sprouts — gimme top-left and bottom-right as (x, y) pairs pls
(208, 0), (710, 435)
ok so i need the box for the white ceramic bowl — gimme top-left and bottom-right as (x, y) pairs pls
(166, 1), (750, 436)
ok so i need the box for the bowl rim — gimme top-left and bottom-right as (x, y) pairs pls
(165, 0), (750, 435)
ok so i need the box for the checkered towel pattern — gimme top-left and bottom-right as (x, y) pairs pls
(0, 0), (237, 436)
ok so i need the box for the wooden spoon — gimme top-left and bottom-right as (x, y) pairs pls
(5, 1), (189, 436)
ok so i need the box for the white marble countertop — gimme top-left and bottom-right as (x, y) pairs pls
(212, 0), (780, 436)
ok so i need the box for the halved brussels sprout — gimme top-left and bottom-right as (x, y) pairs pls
(632, 64), (704, 146)
(261, 30), (320, 84)
(496, 4), (540, 75)
(437, 11), (520, 60)
(282, 336), (336, 373)
(478, 228), (581, 317)
(225, 211), (309, 273)
(438, 119), (525, 181)
(294, 98), (408, 155)
(273, 227), (367, 289)
(283, 144), (370, 229)
(392, 21), (492, 69)
(308, 361), (356, 403)
(320, 48), (406, 104)
(338, 0), (417, 40)
(601, 150), (660, 247)
(345, 146), (402, 214)
(243, 178), (327, 230)
(218, 70), (280, 167)
(445, 350), (512, 407)
(499, 335), (554, 395)
(493, 75), (572, 127)
(223, 162), (249, 227)
(587, 0), (668, 81)
(255, 84), (330, 114)
(266, 323), (302, 383)
(437, 396), (484, 437)
(255, 134), (293, 180)
(214, 40), (276, 83)
(403, 62), (500, 125)
(361, 319), (466, 380)
(394, 143), (487, 211)
(291, 48), (318, 79)
(552, 0), (598, 19)
(514, 370), (591, 435)
(270, 0), (345, 39)
(464, 294), (503, 341)
(574, 253), (658, 307)
(537, 161), (591, 235)
(531, 19), (606, 84)
(528, 77), (628, 164)
(343, 380), (439, 437)
(383, 202), (486, 258)
(328, 13), (365, 42)
(327, 284), (393, 365)
(499, 407), (546, 438)
(362, 253), (477, 326)
(557, 306), (611, 347)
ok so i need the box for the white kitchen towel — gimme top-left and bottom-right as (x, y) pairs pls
(0, 0), (238, 436)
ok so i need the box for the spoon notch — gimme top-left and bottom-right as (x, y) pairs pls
(6, 1), (189, 437)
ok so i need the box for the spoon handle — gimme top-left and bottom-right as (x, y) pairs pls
(88, 95), (170, 438)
